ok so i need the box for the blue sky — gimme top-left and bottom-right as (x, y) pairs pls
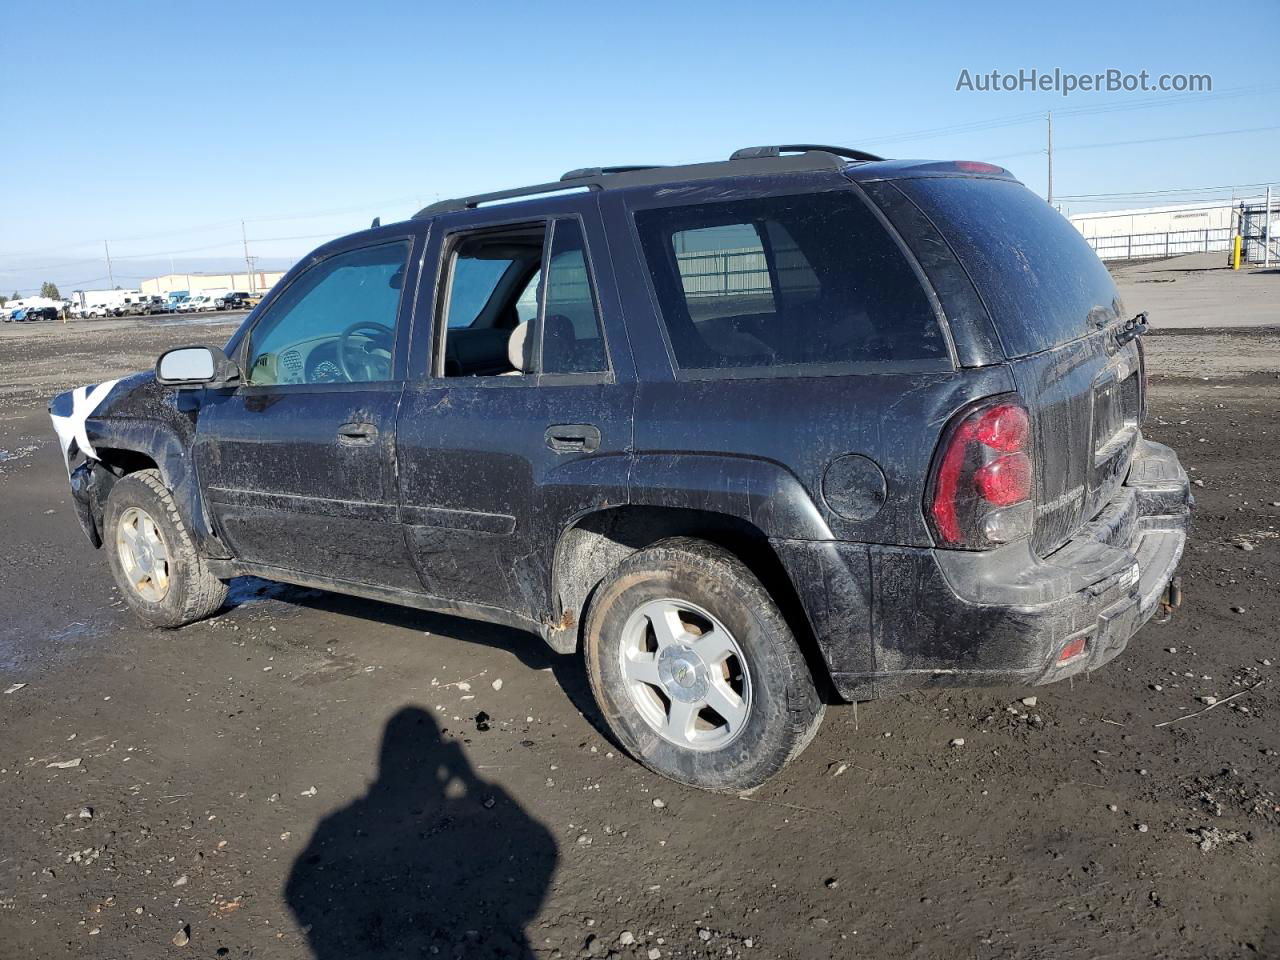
(2, 0), (1276, 294)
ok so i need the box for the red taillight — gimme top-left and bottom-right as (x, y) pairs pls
(975, 453), (1032, 506)
(975, 404), (1029, 452)
(953, 160), (1006, 175)
(929, 397), (1035, 548)
(1058, 635), (1088, 663)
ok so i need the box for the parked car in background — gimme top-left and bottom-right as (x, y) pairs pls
(164, 292), (190, 313)
(47, 146), (1191, 792)
(11, 306), (58, 322)
(216, 292), (252, 310)
(177, 296), (211, 313)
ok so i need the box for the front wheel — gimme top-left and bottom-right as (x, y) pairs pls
(584, 537), (823, 792)
(104, 469), (227, 628)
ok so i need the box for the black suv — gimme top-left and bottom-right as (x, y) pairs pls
(217, 292), (252, 310)
(49, 146), (1190, 791)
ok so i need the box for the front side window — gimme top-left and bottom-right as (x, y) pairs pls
(247, 241), (409, 385)
(634, 191), (947, 372)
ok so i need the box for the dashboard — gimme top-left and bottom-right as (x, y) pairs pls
(250, 333), (390, 386)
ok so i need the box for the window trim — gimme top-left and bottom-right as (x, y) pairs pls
(235, 235), (416, 392)
(626, 181), (959, 382)
(428, 214), (614, 385)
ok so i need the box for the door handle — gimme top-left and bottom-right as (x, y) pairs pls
(545, 423), (600, 454)
(337, 421), (378, 445)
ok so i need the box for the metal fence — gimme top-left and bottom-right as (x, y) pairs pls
(1240, 202), (1279, 265)
(1084, 227), (1233, 262)
(676, 247), (773, 298)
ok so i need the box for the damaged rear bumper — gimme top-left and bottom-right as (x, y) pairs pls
(781, 437), (1191, 701)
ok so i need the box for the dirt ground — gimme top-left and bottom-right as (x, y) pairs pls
(1, 281), (1278, 959)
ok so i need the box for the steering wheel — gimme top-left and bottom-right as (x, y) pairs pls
(337, 321), (394, 382)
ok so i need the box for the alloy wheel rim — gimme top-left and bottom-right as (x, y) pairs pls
(618, 598), (752, 751)
(116, 506), (171, 603)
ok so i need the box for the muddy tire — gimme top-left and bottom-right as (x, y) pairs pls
(584, 537), (823, 792)
(103, 469), (227, 628)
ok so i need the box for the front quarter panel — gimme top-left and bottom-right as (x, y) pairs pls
(49, 373), (219, 554)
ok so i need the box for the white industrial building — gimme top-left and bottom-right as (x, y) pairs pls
(1068, 195), (1276, 263)
(141, 270), (285, 297)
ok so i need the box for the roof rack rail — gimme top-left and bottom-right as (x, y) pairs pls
(415, 165), (665, 217)
(416, 179), (602, 217)
(413, 147), (885, 219)
(560, 164), (663, 182)
(729, 144), (884, 163)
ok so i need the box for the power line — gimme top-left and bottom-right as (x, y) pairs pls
(1057, 180), (1278, 200)
(985, 124), (1280, 161)
(858, 82), (1277, 147)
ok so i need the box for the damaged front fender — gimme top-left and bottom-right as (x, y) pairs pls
(49, 373), (226, 557)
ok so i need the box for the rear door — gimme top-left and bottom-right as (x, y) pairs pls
(194, 229), (423, 588)
(396, 196), (635, 621)
(889, 175), (1142, 555)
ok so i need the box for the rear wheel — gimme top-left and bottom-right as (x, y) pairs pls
(104, 469), (227, 628)
(584, 537), (823, 792)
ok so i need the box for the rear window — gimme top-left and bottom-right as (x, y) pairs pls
(893, 177), (1121, 357)
(634, 191), (947, 373)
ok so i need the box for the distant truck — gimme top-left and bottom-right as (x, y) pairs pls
(164, 291), (190, 313)
(72, 289), (143, 319)
(215, 291), (252, 310)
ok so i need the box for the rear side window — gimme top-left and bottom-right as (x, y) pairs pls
(634, 191), (946, 373)
(894, 177), (1122, 357)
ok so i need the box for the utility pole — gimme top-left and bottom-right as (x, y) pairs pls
(1046, 111), (1054, 207)
(1266, 186), (1273, 269)
(104, 240), (115, 288)
(241, 219), (255, 295)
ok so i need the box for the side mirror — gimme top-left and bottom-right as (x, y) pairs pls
(156, 345), (240, 388)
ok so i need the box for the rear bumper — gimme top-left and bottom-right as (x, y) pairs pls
(778, 437), (1190, 701)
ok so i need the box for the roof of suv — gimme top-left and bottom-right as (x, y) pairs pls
(412, 145), (1017, 218)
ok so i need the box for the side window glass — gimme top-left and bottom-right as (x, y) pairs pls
(515, 270), (540, 323)
(635, 192), (947, 371)
(670, 222), (775, 324)
(541, 219), (607, 374)
(447, 258), (514, 329)
(247, 241), (409, 385)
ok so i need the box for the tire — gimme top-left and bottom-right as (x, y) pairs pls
(103, 469), (227, 628)
(583, 537), (824, 792)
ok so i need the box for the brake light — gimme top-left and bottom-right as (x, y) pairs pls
(953, 161), (1006, 175)
(975, 453), (1032, 506)
(929, 398), (1035, 548)
(1058, 634), (1088, 663)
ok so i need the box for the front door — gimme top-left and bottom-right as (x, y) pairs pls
(396, 200), (635, 621)
(195, 231), (423, 590)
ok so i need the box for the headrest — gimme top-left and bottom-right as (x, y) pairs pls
(507, 320), (532, 372)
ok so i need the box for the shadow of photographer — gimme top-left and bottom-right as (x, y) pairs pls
(286, 706), (558, 958)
